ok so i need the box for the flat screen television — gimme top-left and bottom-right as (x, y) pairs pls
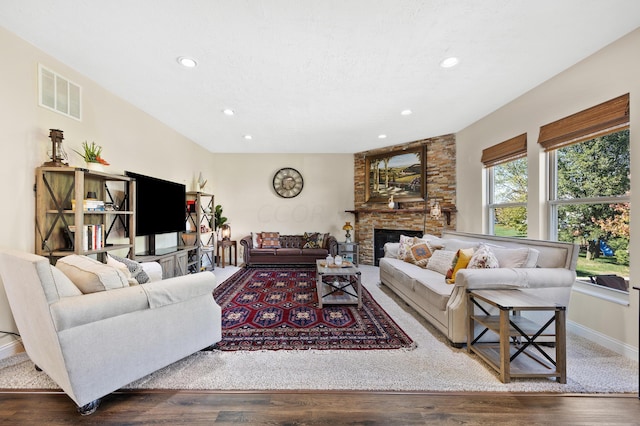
(125, 171), (186, 237)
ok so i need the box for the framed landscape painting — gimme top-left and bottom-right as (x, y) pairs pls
(365, 145), (426, 203)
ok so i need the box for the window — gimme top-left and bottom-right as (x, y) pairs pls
(38, 64), (82, 120)
(483, 134), (528, 237)
(541, 94), (630, 292)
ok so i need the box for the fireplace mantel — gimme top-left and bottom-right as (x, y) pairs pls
(346, 207), (455, 225)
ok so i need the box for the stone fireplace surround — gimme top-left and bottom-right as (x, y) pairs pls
(350, 134), (456, 265)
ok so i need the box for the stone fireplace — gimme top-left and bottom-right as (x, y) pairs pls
(350, 134), (456, 265)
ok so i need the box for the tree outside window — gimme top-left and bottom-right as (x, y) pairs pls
(488, 157), (528, 237)
(550, 130), (630, 288)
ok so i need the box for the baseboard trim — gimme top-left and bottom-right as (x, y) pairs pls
(567, 320), (638, 360)
(0, 339), (24, 360)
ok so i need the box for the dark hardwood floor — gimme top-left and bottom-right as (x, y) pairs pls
(0, 390), (638, 425)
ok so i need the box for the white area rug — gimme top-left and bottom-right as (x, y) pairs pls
(0, 265), (637, 393)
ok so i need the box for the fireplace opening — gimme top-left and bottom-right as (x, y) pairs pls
(374, 228), (423, 266)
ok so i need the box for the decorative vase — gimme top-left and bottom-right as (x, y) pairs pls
(85, 162), (104, 172)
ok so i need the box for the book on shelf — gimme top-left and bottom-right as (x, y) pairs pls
(82, 224), (104, 251)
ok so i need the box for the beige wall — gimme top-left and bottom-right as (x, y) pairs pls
(456, 28), (640, 354)
(212, 153), (354, 258)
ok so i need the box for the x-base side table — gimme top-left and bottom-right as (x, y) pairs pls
(467, 289), (566, 384)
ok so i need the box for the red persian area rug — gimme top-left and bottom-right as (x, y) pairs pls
(211, 267), (414, 351)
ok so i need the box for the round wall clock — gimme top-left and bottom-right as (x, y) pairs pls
(273, 167), (304, 198)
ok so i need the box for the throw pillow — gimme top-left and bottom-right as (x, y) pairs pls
(397, 235), (416, 261)
(303, 232), (321, 249)
(406, 242), (434, 268)
(252, 232), (262, 248)
(445, 248), (475, 284)
(492, 247), (539, 268)
(426, 250), (457, 276)
(108, 254), (150, 284)
(260, 232), (281, 249)
(50, 265), (83, 298)
(56, 255), (129, 294)
(467, 243), (500, 270)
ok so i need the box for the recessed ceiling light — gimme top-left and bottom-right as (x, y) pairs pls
(378, 134), (387, 139)
(440, 57), (459, 68)
(222, 109), (235, 116)
(401, 109), (413, 116)
(177, 56), (198, 68)
(244, 134), (252, 140)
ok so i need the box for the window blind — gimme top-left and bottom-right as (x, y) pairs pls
(481, 133), (527, 168)
(538, 93), (629, 152)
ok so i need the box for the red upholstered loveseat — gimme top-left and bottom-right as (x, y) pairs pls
(240, 232), (338, 266)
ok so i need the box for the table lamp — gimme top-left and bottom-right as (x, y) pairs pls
(221, 224), (231, 240)
(343, 221), (353, 243)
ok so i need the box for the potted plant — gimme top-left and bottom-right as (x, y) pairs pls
(214, 204), (227, 232)
(73, 141), (110, 171)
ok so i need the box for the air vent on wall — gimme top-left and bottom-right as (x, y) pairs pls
(38, 64), (82, 121)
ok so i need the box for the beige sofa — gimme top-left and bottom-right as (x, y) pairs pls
(379, 231), (578, 346)
(0, 250), (221, 414)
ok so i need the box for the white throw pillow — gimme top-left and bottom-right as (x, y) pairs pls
(56, 255), (129, 294)
(492, 247), (540, 268)
(426, 250), (457, 275)
(50, 265), (83, 297)
(467, 243), (500, 269)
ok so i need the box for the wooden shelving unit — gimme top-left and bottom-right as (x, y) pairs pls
(35, 166), (135, 262)
(182, 191), (215, 273)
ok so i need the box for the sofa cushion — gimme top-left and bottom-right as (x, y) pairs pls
(261, 232), (281, 248)
(445, 248), (475, 284)
(277, 248), (302, 256)
(468, 243), (500, 269)
(56, 255), (129, 294)
(412, 270), (457, 311)
(426, 250), (457, 275)
(251, 248), (277, 256)
(302, 248), (329, 256)
(492, 247), (540, 268)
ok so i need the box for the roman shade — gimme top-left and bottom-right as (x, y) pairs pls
(537, 93), (630, 152)
(481, 133), (527, 167)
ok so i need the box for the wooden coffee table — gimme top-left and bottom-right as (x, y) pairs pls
(315, 259), (362, 308)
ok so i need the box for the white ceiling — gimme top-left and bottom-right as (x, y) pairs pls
(2, 1), (639, 154)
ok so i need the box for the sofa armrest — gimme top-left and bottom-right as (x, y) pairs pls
(240, 235), (253, 249)
(240, 235), (253, 264)
(325, 235), (338, 256)
(51, 285), (150, 331)
(142, 271), (217, 308)
(455, 267), (577, 290)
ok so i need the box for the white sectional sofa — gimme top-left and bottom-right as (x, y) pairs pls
(379, 231), (578, 346)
